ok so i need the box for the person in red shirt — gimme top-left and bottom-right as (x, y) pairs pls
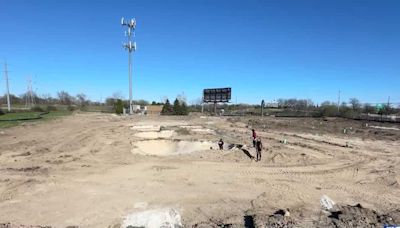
(252, 129), (257, 147)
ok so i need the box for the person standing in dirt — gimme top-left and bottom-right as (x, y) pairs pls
(252, 129), (257, 147)
(218, 139), (224, 150)
(255, 137), (263, 162)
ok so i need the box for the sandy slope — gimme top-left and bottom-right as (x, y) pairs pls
(0, 113), (399, 227)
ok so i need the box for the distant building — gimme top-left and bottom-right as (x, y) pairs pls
(146, 105), (163, 115)
(265, 100), (279, 108)
(132, 105), (141, 112)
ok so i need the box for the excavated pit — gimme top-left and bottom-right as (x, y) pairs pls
(131, 139), (213, 156)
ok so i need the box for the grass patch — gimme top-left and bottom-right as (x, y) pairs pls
(0, 112), (42, 120)
(0, 111), (72, 128)
(42, 110), (72, 119)
(81, 105), (114, 113)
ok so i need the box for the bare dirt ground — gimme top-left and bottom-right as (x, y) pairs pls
(0, 113), (399, 227)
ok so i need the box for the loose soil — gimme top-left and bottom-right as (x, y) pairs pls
(0, 113), (399, 227)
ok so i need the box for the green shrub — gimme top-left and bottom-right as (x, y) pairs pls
(114, 99), (123, 114)
(171, 98), (189, 115)
(46, 105), (58, 112)
(0, 108), (4, 115)
(67, 105), (76, 111)
(80, 106), (88, 111)
(319, 105), (338, 117)
(31, 106), (44, 112)
(161, 99), (172, 115)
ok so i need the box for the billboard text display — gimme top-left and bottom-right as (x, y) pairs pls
(203, 88), (231, 103)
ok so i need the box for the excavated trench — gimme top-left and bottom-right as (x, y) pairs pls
(131, 139), (213, 156)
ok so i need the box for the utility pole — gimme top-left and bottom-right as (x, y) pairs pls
(4, 61), (11, 112)
(337, 90), (341, 113)
(261, 99), (265, 116)
(25, 76), (35, 108)
(121, 17), (137, 115)
(387, 96), (391, 114)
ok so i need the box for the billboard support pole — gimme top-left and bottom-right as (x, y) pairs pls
(261, 100), (265, 116)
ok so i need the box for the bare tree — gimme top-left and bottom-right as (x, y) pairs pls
(177, 93), (187, 104)
(57, 91), (73, 105)
(190, 97), (203, 106)
(363, 103), (375, 114)
(349, 98), (361, 111)
(41, 93), (52, 104)
(76, 93), (88, 107)
(161, 96), (169, 103)
(321, 101), (332, 106)
(112, 92), (124, 100)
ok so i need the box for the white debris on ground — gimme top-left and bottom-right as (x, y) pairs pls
(191, 128), (215, 134)
(122, 208), (182, 228)
(369, 125), (399, 131)
(320, 195), (335, 211)
(130, 125), (161, 132)
(179, 125), (203, 129)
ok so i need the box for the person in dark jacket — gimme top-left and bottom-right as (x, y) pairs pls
(252, 129), (257, 147)
(218, 139), (224, 150)
(255, 137), (263, 162)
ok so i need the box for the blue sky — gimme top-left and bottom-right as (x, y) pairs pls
(0, 0), (399, 105)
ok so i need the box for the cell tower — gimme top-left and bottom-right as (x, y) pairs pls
(25, 76), (35, 108)
(121, 17), (137, 114)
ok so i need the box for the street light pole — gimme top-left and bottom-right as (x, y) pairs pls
(337, 90), (341, 113)
(121, 18), (136, 114)
(4, 61), (11, 112)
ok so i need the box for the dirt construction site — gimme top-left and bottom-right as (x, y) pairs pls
(0, 113), (400, 227)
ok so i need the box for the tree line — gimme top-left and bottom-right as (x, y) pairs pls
(271, 98), (398, 117)
(1, 91), (397, 117)
(161, 98), (189, 115)
(0, 91), (94, 107)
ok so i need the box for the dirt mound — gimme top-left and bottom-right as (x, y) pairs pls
(315, 204), (399, 227)
(190, 209), (296, 228)
(263, 210), (296, 228)
(189, 203), (400, 228)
